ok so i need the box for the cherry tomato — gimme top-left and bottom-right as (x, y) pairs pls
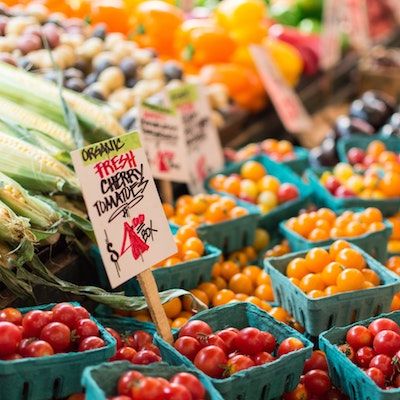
(366, 367), (385, 388)
(22, 310), (52, 338)
(277, 337), (304, 357)
(233, 327), (265, 355)
(198, 334), (227, 353)
(170, 372), (206, 400)
(325, 388), (346, 400)
(225, 354), (255, 376)
(106, 327), (123, 349)
(124, 334), (137, 349)
(174, 336), (201, 361)
(113, 347), (137, 362)
(131, 376), (164, 400)
(217, 328), (238, 353)
(337, 344), (355, 361)
(355, 346), (375, 368)
(110, 397), (132, 400)
(1, 353), (23, 360)
(52, 303), (79, 329)
(131, 350), (161, 364)
(163, 383), (192, 400)
(140, 342), (161, 356)
(259, 331), (276, 353)
(373, 330), (400, 356)
(369, 354), (394, 378)
(303, 369), (332, 396)
(25, 340), (54, 357)
(18, 338), (35, 357)
(76, 319), (99, 340)
(117, 370), (144, 396)
(283, 383), (308, 400)
(78, 336), (105, 352)
(0, 321), (22, 356)
(0, 308), (22, 325)
(40, 322), (71, 353)
(368, 318), (400, 336)
(74, 306), (90, 322)
(133, 331), (152, 350)
(252, 351), (275, 365)
(346, 326), (373, 350)
(394, 374), (400, 388)
(194, 345), (227, 378)
(179, 320), (213, 339)
(303, 350), (328, 372)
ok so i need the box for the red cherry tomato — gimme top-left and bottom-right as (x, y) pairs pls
(133, 331), (152, 350)
(373, 330), (400, 357)
(174, 336), (201, 361)
(113, 347), (137, 362)
(52, 303), (79, 329)
(194, 345), (227, 378)
(40, 322), (71, 353)
(131, 349), (161, 364)
(74, 306), (90, 321)
(163, 383), (192, 400)
(170, 372), (206, 400)
(368, 318), (400, 336)
(131, 376), (164, 400)
(179, 320), (213, 339)
(355, 346), (375, 368)
(198, 334), (227, 353)
(76, 319), (99, 340)
(346, 325), (373, 350)
(252, 351), (275, 366)
(217, 328), (238, 353)
(225, 354), (255, 376)
(283, 383), (308, 400)
(78, 336), (105, 352)
(106, 327), (123, 349)
(337, 344), (355, 361)
(0, 308), (22, 325)
(394, 374), (400, 388)
(325, 388), (346, 400)
(109, 397), (132, 400)
(25, 340), (54, 357)
(124, 334), (137, 349)
(277, 337), (304, 357)
(369, 354), (394, 378)
(303, 350), (328, 372)
(259, 331), (276, 353)
(303, 369), (332, 396)
(366, 367), (385, 388)
(277, 183), (299, 203)
(0, 321), (22, 356)
(18, 338), (35, 357)
(22, 310), (52, 338)
(117, 370), (144, 396)
(233, 327), (265, 355)
(1, 353), (23, 360)
(140, 342), (161, 356)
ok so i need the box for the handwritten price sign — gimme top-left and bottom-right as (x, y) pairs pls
(138, 102), (189, 183)
(250, 45), (313, 135)
(71, 132), (177, 288)
(166, 83), (224, 194)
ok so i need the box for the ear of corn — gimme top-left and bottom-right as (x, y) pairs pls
(0, 62), (125, 142)
(0, 131), (80, 194)
(0, 97), (75, 149)
(0, 199), (36, 244)
(0, 172), (61, 230)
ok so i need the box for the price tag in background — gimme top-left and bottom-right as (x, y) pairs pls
(165, 83), (224, 194)
(71, 132), (177, 289)
(346, 0), (371, 53)
(250, 45), (313, 135)
(137, 101), (190, 184)
(320, 0), (345, 70)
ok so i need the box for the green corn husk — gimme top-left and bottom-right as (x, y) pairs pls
(0, 62), (125, 142)
(0, 131), (80, 194)
(0, 172), (61, 230)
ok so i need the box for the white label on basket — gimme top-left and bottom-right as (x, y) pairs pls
(71, 132), (177, 288)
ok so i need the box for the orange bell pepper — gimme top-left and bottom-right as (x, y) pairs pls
(175, 19), (236, 68)
(131, 1), (184, 57)
(91, 0), (130, 34)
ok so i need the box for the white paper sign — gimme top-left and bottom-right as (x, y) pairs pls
(71, 132), (177, 288)
(137, 101), (190, 183)
(166, 83), (224, 194)
(250, 44), (313, 134)
(321, 0), (344, 70)
(346, 0), (371, 52)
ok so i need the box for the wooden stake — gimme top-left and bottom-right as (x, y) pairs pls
(137, 269), (174, 344)
(160, 180), (174, 204)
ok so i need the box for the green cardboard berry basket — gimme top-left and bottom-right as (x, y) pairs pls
(0, 302), (116, 400)
(82, 361), (224, 400)
(337, 135), (400, 163)
(264, 244), (400, 336)
(306, 169), (400, 216)
(319, 311), (400, 400)
(279, 215), (393, 262)
(154, 302), (313, 400)
(205, 154), (313, 232)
